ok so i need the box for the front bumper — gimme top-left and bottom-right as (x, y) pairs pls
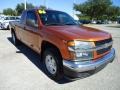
(63, 48), (115, 77)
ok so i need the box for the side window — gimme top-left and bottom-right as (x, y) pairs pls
(10, 17), (16, 20)
(20, 11), (26, 24)
(26, 11), (38, 28)
(4, 17), (9, 20)
(16, 17), (20, 20)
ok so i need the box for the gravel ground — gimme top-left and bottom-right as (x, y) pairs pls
(0, 24), (120, 90)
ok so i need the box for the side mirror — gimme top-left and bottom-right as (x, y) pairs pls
(26, 19), (38, 28)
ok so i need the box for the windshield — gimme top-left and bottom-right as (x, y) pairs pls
(39, 10), (77, 26)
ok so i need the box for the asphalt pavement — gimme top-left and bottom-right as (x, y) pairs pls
(0, 24), (120, 90)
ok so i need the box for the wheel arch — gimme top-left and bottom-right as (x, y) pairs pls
(41, 41), (63, 61)
(11, 28), (15, 34)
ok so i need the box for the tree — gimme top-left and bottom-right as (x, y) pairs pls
(106, 6), (120, 20)
(15, 3), (34, 15)
(74, 0), (112, 20)
(3, 8), (16, 16)
(39, 5), (47, 9)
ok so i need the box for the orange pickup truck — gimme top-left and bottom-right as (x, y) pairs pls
(10, 9), (115, 80)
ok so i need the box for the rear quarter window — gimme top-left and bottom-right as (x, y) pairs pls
(20, 11), (26, 24)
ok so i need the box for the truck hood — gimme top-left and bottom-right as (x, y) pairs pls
(46, 25), (111, 41)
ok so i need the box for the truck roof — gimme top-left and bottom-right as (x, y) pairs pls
(24, 8), (64, 13)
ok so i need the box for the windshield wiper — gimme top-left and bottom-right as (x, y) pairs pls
(64, 21), (77, 25)
(64, 23), (76, 25)
(45, 23), (64, 26)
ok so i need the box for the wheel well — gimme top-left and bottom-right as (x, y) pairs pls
(11, 28), (15, 34)
(41, 41), (63, 60)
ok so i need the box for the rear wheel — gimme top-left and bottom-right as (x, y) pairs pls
(11, 32), (20, 46)
(43, 48), (63, 81)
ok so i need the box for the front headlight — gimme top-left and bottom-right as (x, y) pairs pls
(68, 41), (94, 61)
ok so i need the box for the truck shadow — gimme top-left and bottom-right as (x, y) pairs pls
(8, 37), (107, 84)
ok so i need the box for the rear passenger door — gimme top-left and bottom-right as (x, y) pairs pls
(24, 11), (41, 53)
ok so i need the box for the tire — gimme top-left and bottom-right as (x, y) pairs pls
(43, 48), (63, 81)
(11, 32), (20, 46)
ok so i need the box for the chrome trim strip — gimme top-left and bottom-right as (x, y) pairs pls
(63, 48), (115, 72)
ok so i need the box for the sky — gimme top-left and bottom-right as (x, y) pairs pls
(0, 0), (120, 16)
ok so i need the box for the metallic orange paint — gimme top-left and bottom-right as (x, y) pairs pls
(14, 9), (112, 61)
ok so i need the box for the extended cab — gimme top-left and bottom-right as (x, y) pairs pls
(10, 9), (115, 80)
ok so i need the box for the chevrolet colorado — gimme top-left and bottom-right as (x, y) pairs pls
(10, 9), (115, 80)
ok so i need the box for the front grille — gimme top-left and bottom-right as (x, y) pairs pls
(96, 46), (112, 55)
(95, 38), (112, 55)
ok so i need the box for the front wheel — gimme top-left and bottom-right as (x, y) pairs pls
(43, 48), (63, 81)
